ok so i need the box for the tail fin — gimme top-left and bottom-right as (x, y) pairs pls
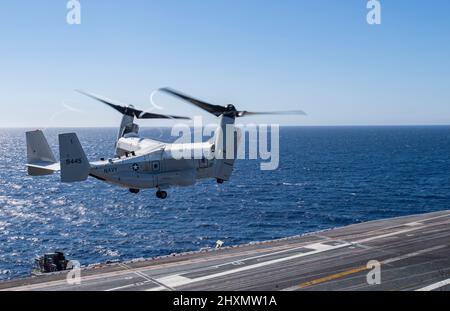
(26, 130), (59, 176)
(59, 133), (90, 182)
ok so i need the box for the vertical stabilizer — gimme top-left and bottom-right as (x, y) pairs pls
(26, 130), (56, 164)
(59, 133), (90, 182)
(26, 130), (58, 176)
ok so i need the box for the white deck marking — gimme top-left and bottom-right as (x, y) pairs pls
(148, 242), (352, 291)
(416, 278), (450, 291)
(354, 215), (450, 244)
(213, 241), (348, 269)
(354, 227), (425, 244)
(382, 245), (446, 264)
(105, 280), (153, 292)
(214, 245), (315, 268)
(109, 263), (174, 291)
(404, 222), (422, 227)
(410, 213), (450, 223)
(155, 275), (192, 288)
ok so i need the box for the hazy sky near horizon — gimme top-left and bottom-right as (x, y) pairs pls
(1, 0), (449, 127)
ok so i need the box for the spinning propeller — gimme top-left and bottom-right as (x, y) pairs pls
(159, 87), (307, 118)
(76, 90), (190, 120)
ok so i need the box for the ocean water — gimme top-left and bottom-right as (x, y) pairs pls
(1, 126), (450, 280)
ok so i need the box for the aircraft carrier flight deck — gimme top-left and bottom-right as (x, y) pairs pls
(1, 210), (449, 291)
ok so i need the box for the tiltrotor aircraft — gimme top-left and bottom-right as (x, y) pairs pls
(26, 88), (305, 199)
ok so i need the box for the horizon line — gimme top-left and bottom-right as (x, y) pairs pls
(2, 124), (450, 129)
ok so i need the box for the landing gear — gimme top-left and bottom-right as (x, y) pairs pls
(129, 188), (140, 194)
(156, 190), (167, 199)
(217, 179), (224, 184)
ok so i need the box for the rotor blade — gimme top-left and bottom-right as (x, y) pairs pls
(159, 87), (228, 117)
(138, 111), (191, 120)
(76, 90), (190, 120)
(76, 90), (129, 115)
(237, 110), (307, 117)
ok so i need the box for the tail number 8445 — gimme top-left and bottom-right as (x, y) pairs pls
(65, 158), (82, 165)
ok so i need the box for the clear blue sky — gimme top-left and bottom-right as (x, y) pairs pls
(1, 0), (449, 127)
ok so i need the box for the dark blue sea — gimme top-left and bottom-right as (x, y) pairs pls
(1, 126), (450, 280)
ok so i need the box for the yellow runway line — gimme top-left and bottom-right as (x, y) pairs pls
(298, 265), (368, 289)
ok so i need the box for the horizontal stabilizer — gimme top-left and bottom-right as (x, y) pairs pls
(26, 162), (61, 176)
